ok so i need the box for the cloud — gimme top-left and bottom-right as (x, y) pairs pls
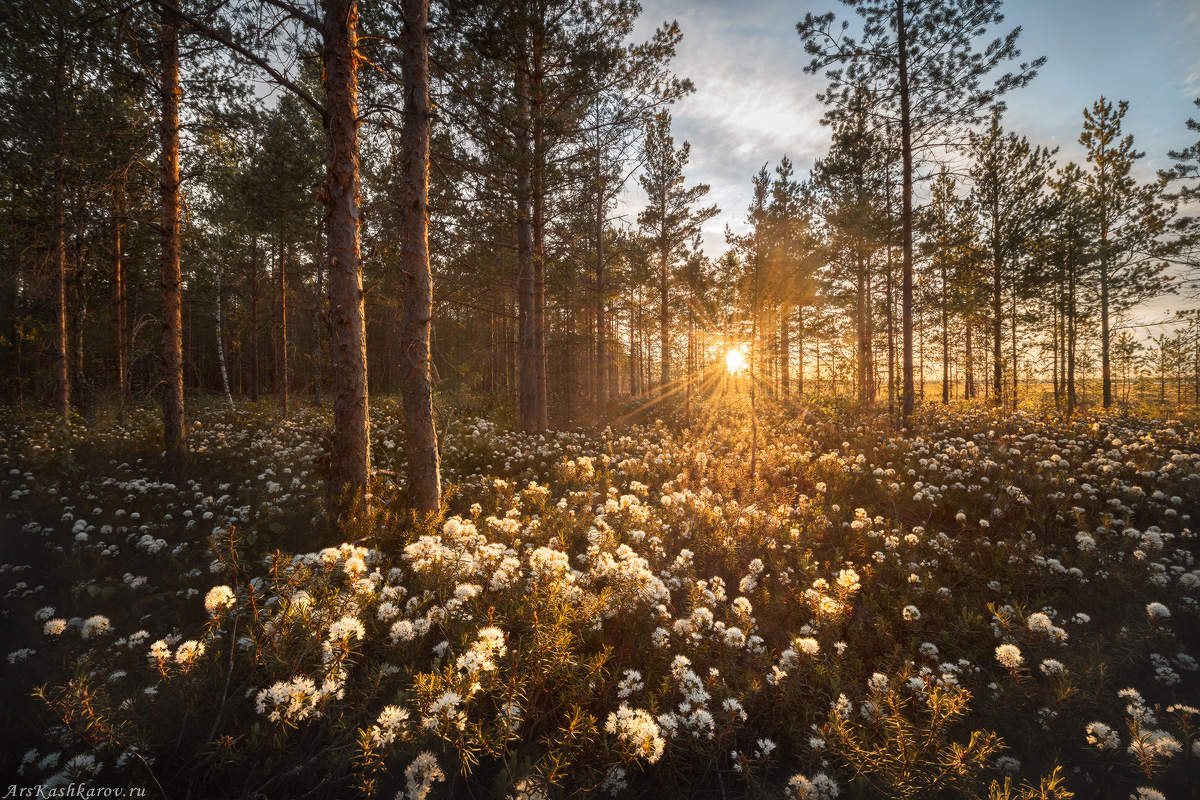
(627, 0), (830, 255)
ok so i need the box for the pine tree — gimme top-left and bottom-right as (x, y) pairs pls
(968, 110), (1055, 409)
(1079, 97), (1173, 407)
(798, 0), (1043, 425)
(637, 110), (717, 391)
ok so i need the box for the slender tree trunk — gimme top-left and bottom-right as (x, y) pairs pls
(992, 213), (1004, 406)
(595, 185), (607, 419)
(53, 54), (70, 421)
(780, 304), (790, 398)
(1100, 249), (1112, 407)
(1010, 271), (1018, 409)
(515, 60), (539, 433)
(216, 262), (233, 409)
(797, 305), (804, 395)
(897, 0), (914, 425)
(113, 182), (128, 408)
(323, 0), (371, 509)
(159, 0), (185, 458)
(312, 220), (323, 404)
(532, 36), (548, 431)
(279, 235), (289, 418)
(397, 0), (441, 513)
(249, 239), (260, 402)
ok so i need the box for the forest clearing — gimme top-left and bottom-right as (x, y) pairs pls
(2, 0), (1200, 796)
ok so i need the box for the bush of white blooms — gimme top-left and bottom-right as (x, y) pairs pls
(1, 396), (1198, 799)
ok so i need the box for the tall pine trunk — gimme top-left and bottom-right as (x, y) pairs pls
(398, 0), (441, 512)
(595, 183), (607, 419)
(159, 0), (185, 458)
(113, 182), (128, 407)
(897, 0), (915, 425)
(53, 53), (70, 421)
(323, 0), (371, 509)
(216, 262), (234, 409)
(515, 60), (539, 433)
(279, 236), (289, 418)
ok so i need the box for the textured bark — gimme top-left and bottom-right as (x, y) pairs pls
(398, 0), (441, 512)
(515, 63), (539, 433)
(312, 221), (323, 404)
(249, 239), (260, 401)
(897, 0), (914, 425)
(323, 0), (371, 509)
(595, 188), (607, 418)
(53, 55), (69, 421)
(216, 263), (233, 409)
(531, 35), (548, 431)
(159, 0), (185, 458)
(279, 236), (289, 418)
(113, 183), (128, 405)
(780, 305), (790, 398)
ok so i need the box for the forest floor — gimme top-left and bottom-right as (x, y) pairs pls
(1, 390), (1198, 799)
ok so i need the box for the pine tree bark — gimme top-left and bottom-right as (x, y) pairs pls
(323, 0), (371, 510)
(897, 0), (915, 425)
(113, 182), (128, 406)
(398, 0), (441, 513)
(595, 187), (607, 419)
(780, 305), (790, 398)
(515, 61), (539, 433)
(531, 41), (548, 431)
(216, 262), (234, 409)
(279, 237), (289, 418)
(53, 54), (69, 421)
(159, 0), (185, 458)
(312, 221), (323, 404)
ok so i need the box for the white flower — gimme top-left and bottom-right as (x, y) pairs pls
(174, 640), (205, 667)
(1146, 602), (1170, 621)
(902, 604), (920, 622)
(403, 751), (445, 800)
(1085, 721), (1120, 750)
(81, 615), (111, 639)
(995, 644), (1023, 669)
(43, 618), (67, 636)
(605, 704), (665, 763)
(1039, 659), (1065, 676)
(785, 772), (839, 800)
(204, 585), (236, 616)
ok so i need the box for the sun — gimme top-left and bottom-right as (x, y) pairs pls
(724, 345), (748, 375)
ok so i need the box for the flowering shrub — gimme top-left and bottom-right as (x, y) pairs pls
(1, 398), (1198, 798)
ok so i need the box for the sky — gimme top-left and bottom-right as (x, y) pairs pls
(620, 0), (1200, 279)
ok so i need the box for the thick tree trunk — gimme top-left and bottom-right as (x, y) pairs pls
(897, 0), (914, 425)
(398, 0), (441, 513)
(159, 0), (185, 458)
(323, 0), (371, 509)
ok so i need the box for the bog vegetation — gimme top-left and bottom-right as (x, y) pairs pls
(2, 0), (1200, 796)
